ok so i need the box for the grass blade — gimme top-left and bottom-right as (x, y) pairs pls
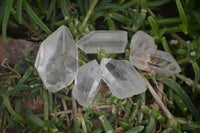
(46, 0), (56, 21)
(54, 92), (72, 101)
(175, 0), (188, 33)
(2, 0), (14, 44)
(148, 16), (159, 36)
(190, 61), (199, 92)
(16, 0), (22, 24)
(23, 0), (52, 34)
(147, 0), (172, 7)
(60, 0), (70, 19)
(158, 77), (200, 120)
(0, 1), (7, 20)
(77, 0), (85, 16)
(17, 66), (33, 85)
(185, 9), (200, 28)
(181, 121), (200, 130)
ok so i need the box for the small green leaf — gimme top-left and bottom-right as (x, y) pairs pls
(147, 16), (159, 36)
(54, 92), (72, 101)
(17, 66), (33, 85)
(99, 115), (115, 133)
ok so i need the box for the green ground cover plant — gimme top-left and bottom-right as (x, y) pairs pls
(0, 0), (200, 132)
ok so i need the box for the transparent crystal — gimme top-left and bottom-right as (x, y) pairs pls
(130, 31), (157, 50)
(129, 49), (181, 77)
(35, 25), (78, 92)
(72, 60), (101, 107)
(100, 58), (146, 99)
(77, 30), (128, 53)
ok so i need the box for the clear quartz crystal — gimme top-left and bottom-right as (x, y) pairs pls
(129, 49), (181, 77)
(72, 60), (101, 107)
(130, 31), (157, 50)
(77, 30), (128, 53)
(129, 31), (181, 77)
(35, 25), (78, 92)
(100, 58), (146, 99)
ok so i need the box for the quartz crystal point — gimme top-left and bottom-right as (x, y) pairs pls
(130, 31), (157, 50)
(129, 49), (181, 77)
(77, 30), (128, 53)
(72, 60), (101, 107)
(35, 25), (78, 92)
(130, 31), (181, 77)
(100, 58), (146, 99)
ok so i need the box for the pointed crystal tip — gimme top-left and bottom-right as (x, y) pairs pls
(130, 31), (157, 50)
(77, 30), (128, 53)
(72, 60), (101, 107)
(35, 25), (78, 92)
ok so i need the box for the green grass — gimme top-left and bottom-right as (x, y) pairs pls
(0, 0), (200, 132)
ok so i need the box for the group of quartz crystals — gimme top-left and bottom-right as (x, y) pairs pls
(35, 25), (181, 107)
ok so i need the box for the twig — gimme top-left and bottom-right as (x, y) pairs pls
(62, 99), (71, 127)
(80, 116), (87, 133)
(81, 0), (99, 29)
(43, 88), (49, 120)
(72, 95), (78, 114)
(142, 76), (173, 119)
(177, 58), (190, 65)
(176, 73), (200, 91)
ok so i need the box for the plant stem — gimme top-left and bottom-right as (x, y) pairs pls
(62, 99), (71, 127)
(170, 33), (187, 47)
(176, 74), (200, 91)
(80, 116), (87, 133)
(81, 0), (99, 29)
(142, 76), (173, 119)
(2, 94), (30, 125)
(177, 58), (190, 64)
(43, 88), (49, 121)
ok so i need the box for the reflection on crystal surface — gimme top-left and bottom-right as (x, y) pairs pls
(77, 30), (127, 53)
(129, 49), (181, 77)
(100, 58), (146, 99)
(72, 60), (101, 107)
(130, 31), (157, 50)
(35, 25), (78, 92)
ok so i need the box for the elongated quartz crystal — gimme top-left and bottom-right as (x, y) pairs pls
(77, 30), (128, 53)
(129, 31), (181, 77)
(100, 58), (146, 99)
(35, 25), (78, 92)
(72, 60), (101, 107)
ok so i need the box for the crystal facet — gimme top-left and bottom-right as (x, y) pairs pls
(77, 30), (128, 53)
(100, 58), (146, 99)
(129, 49), (181, 77)
(130, 31), (157, 50)
(72, 60), (101, 107)
(35, 25), (78, 92)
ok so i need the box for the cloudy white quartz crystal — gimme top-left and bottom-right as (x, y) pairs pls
(35, 25), (78, 92)
(100, 58), (146, 99)
(130, 31), (157, 50)
(129, 31), (181, 77)
(77, 30), (128, 53)
(72, 60), (101, 107)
